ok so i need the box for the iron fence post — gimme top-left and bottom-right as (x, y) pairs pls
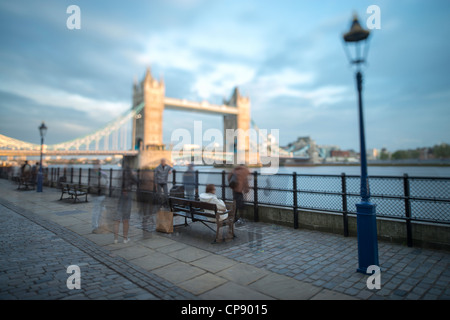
(88, 168), (91, 193)
(137, 168), (141, 189)
(221, 170), (226, 200)
(172, 169), (176, 185)
(78, 168), (82, 186)
(195, 170), (199, 200)
(70, 167), (74, 183)
(342, 173), (349, 237)
(403, 174), (413, 247)
(109, 168), (113, 197)
(293, 172), (298, 229)
(253, 171), (259, 222)
(98, 168), (102, 195)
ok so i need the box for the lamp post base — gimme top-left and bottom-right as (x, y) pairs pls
(356, 201), (379, 274)
(37, 172), (43, 193)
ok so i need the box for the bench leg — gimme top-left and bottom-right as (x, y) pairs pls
(226, 221), (235, 240)
(215, 224), (223, 243)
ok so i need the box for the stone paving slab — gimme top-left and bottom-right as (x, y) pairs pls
(249, 273), (322, 300)
(216, 263), (269, 285)
(179, 273), (227, 296)
(167, 246), (211, 263)
(152, 261), (206, 283)
(139, 235), (178, 249)
(130, 252), (177, 271)
(311, 289), (359, 300)
(199, 282), (274, 300)
(190, 254), (238, 274)
(112, 245), (155, 260)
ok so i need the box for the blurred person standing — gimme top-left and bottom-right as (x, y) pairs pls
(21, 160), (31, 181)
(155, 158), (172, 200)
(182, 163), (196, 199)
(91, 165), (108, 233)
(113, 166), (138, 244)
(228, 165), (250, 223)
(137, 167), (156, 231)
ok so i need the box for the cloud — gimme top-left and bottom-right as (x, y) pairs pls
(1, 81), (129, 120)
(192, 63), (256, 100)
(246, 68), (349, 109)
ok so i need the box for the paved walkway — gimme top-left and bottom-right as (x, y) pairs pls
(0, 179), (449, 300)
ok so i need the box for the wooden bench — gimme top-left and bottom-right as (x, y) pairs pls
(168, 197), (236, 243)
(17, 176), (36, 190)
(59, 183), (88, 203)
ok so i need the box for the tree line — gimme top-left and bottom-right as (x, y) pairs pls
(385, 143), (450, 160)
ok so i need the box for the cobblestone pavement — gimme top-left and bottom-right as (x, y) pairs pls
(0, 200), (196, 300)
(218, 222), (450, 300)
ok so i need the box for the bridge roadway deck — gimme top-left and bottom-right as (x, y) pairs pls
(0, 150), (139, 157)
(0, 179), (449, 301)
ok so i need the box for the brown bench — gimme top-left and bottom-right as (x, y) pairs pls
(168, 197), (236, 243)
(17, 176), (36, 190)
(59, 183), (88, 203)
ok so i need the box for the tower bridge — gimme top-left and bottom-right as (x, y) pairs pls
(1, 67), (290, 167)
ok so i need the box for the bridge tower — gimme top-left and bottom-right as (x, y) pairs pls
(130, 67), (170, 168)
(224, 87), (252, 164)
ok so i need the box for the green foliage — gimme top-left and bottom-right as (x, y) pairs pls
(390, 143), (450, 160)
(379, 151), (390, 160)
(433, 143), (450, 158)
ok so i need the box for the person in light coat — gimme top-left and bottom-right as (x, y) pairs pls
(199, 184), (228, 222)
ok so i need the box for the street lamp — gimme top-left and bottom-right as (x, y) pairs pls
(36, 122), (47, 192)
(342, 14), (379, 274)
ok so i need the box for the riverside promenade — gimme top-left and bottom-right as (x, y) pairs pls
(0, 179), (449, 300)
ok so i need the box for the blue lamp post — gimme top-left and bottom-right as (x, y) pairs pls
(36, 121), (47, 193)
(342, 14), (379, 274)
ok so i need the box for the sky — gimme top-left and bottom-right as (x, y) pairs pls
(0, 0), (449, 152)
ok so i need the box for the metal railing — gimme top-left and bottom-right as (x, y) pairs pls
(2, 166), (449, 247)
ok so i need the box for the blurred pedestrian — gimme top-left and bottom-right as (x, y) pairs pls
(182, 163), (196, 199)
(113, 166), (138, 244)
(21, 160), (31, 181)
(228, 165), (250, 223)
(137, 167), (156, 231)
(155, 158), (172, 202)
(31, 162), (39, 183)
(92, 166), (108, 233)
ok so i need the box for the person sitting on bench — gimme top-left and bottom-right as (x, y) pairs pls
(199, 184), (228, 222)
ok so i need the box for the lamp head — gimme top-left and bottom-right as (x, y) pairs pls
(343, 14), (370, 43)
(342, 14), (371, 66)
(39, 122), (47, 138)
